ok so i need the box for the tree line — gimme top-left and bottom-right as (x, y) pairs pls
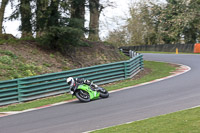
(0, 0), (110, 52)
(106, 0), (200, 46)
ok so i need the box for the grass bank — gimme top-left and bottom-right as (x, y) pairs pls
(0, 61), (177, 112)
(92, 106), (200, 133)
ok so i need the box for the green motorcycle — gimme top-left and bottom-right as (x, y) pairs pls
(70, 81), (109, 102)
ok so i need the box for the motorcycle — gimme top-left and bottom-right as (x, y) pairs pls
(70, 81), (109, 102)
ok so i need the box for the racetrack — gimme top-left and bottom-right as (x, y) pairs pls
(1, 54), (200, 133)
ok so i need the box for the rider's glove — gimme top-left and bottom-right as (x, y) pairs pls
(93, 84), (98, 88)
(84, 80), (91, 85)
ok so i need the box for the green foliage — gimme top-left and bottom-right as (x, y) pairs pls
(105, 29), (129, 47)
(106, 1), (160, 46)
(0, 34), (18, 44)
(0, 37), (36, 45)
(1, 62), (42, 79)
(43, 63), (52, 67)
(69, 18), (86, 30)
(19, 0), (33, 37)
(0, 55), (13, 64)
(0, 50), (17, 58)
(3, 0), (92, 49)
(0, 39), (19, 45)
(39, 26), (84, 54)
(62, 66), (71, 71)
(106, 0), (200, 46)
(50, 54), (55, 58)
(147, 0), (200, 44)
(0, 50), (43, 80)
(36, 1), (88, 52)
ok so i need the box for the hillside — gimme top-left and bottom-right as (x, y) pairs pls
(0, 40), (128, 81)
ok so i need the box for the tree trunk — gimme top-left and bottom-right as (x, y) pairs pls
(0, 0), (9, 34)
(36, 0), (49, 37)
(89, 0), (101, 41)
(20, 0), (33, 38)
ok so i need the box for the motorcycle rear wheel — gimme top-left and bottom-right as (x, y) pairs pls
(75, 90), (90, 102)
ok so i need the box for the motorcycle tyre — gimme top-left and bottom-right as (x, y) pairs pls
(99, 88), (109, 98)
(75, 90), (90, 102)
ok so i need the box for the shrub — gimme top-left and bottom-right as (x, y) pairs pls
(39, 26), (84, 54)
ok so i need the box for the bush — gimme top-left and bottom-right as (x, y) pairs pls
(39, 26), (84, 54)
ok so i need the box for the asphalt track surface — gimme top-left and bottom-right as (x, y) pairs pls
(1, 54), (200, 133)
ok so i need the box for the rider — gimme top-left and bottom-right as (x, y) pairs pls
(66, 77), (98, 90)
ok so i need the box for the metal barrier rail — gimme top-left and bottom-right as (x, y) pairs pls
(0, 53), (143, 106)
(119, 48), (140, 58)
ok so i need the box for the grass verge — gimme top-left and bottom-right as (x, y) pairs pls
(0, 61), (177, 112)
(92, 106), (200, 133)
(104, 61), (176, 91)
(138, 51), (200, 54)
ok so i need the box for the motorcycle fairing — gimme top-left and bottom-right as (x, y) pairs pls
(77, 84), (100, 100)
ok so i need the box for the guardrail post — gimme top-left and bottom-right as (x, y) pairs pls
(17, 79), (22, 102)
(124, 61), (128, 79)
(140, 55), (144, 70)
(129, 50), (132, 58)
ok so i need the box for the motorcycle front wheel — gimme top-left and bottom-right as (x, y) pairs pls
(75, 90), (90, 102)
(99, 87), (109, 98)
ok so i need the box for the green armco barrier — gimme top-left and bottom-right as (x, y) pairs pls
(0, 54), (143, 106)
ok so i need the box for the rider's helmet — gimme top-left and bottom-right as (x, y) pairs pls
(66, 77), (74, 88)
